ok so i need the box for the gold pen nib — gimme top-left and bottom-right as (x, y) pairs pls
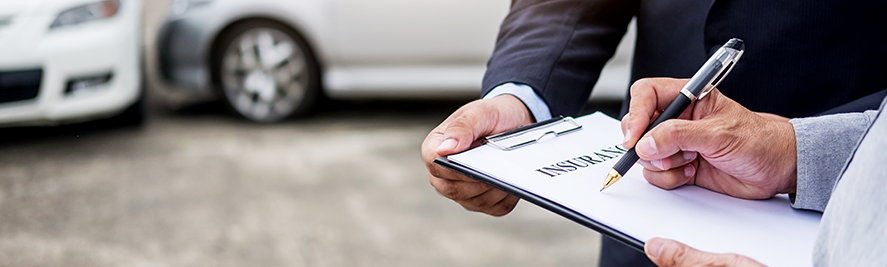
(600, 169), (622, 192)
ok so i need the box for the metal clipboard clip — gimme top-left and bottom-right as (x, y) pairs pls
(485, 116), (582, 150)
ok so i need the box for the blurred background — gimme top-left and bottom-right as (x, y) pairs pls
(0, 0), (633, 266)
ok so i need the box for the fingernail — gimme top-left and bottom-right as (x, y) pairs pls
(622, 129), (632, 145)
(437, 138), (458, 152)
(683, 151), (696, 161)
(637, 137), (658, 156)
(647, 238), (667, 259)
(684, 164), (696, 177)
(651, 159), (664, 170)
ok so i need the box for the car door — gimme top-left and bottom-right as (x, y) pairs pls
(326, 0), (510, 66)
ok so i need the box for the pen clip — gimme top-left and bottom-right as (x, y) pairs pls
(699, 47), (744, 100)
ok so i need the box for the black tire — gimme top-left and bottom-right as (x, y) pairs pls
(211, 20), (321, 122)
(108, 95), (145, 127)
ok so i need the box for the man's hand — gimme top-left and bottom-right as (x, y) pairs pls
(621, 78), (798, 199)
(645, 238), (765, 267)
(421, 94), (534, 216)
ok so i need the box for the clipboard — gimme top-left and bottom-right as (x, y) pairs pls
(484, 116), (583, 150)
(434, 115), (645, 252)
(432, 112), (821, 266)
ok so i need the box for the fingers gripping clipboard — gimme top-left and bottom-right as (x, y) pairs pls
(435, 115), (646, 251)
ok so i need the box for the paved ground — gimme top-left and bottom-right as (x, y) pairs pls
(0, 1), (630, 266)
(0, 98), (618, 266)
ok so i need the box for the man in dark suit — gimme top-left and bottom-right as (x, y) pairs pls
(421, 0), (887, 266)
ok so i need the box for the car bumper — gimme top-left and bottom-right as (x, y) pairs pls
(0, 9), (142, 126)
(157, 13), (214, 97)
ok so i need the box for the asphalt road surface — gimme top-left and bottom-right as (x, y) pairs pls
(0, 98), (619, 266)
(0, 1), (624, 266)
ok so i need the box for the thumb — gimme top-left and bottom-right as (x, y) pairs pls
(435, 108), (497, 156)
(646, 238), (719, 267)
(646, 238), (763, 267)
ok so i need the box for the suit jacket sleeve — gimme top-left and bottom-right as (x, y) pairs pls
(789, 108), (881, 212)
(481, 0), (637, 117)
(817, 88), (887, 115)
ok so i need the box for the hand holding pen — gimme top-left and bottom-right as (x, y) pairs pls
(606, 77), (800, 199)
(601, 38), (745, 192)
(598, 39), (800, 198)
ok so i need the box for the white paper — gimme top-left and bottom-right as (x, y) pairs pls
(448, 112), (821, 267)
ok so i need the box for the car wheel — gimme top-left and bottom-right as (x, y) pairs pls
(213, 21), (320, 122)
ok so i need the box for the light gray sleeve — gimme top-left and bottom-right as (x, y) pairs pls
(483, 83), (552, 122)
(788, 110), (879, 212)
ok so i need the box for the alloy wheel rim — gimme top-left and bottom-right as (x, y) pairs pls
(221, 27), (309, 122)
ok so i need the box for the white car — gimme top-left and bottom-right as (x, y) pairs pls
(157, 0), (511, 122)
(0, 0), (144, 127)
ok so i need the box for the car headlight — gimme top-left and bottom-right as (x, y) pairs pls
(50, 0), (121, 29)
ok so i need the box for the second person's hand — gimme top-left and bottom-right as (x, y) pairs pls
(620, 78), (798, 199)
(644, 237), (765, 267)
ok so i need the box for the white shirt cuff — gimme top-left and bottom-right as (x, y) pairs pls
(483, 83), (552, 122)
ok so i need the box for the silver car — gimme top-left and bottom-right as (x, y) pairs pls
(156, 0), (510, 122)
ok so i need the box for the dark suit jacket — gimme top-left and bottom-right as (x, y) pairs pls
(482, 1), (887, 266)
(482, 0), (887, 118)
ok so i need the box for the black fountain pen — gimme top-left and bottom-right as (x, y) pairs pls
(601, 38), (745, 192)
